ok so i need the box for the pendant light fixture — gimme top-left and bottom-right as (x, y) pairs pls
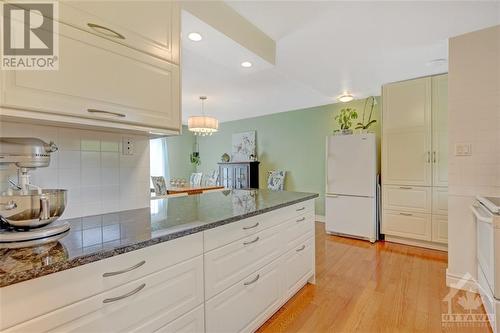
(188, 96), (219, 136)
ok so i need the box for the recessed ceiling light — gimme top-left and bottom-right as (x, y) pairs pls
(338, 94), (354, 103)
(241, 61), (252, 68)
(426, 58), (447, 66)
(187, 32), (202, 42)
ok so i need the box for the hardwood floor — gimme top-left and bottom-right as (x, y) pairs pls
(257, 222), (492, 333)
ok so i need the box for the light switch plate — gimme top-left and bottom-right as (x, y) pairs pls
(122, 137), (134, 155)
(455, 143), (472, 156)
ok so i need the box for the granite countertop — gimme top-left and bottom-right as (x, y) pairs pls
(0, 189), (318, 287)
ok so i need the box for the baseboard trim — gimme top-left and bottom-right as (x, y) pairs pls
(315, 215), (325, 223)
(446, 269), (478, 292)
(384, 235), (448, 252)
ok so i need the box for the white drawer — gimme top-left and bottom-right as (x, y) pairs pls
(205, 256), (284, 333)
(382, 210), (431, 241)
(0, 233), (203, 330)
(284, 236), (314, 300)
(204, 200), (314, 251)
(153, 305), (204, 333)
(284, 211), (314, 250)
(432, 187), (448, 215)
(4, 255), (204, 333)
(431, 215), (448, 244)
(204, 222), (285, 300)
(383, 185), (431, 213)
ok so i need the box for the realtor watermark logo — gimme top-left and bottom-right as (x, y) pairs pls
(442, 273), (492, 329)
(1, 1), (59, 70)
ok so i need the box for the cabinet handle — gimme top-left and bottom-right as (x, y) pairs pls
(399, 212), (413, 216)
(243, 274), (260, 286)
(242, 222), (259, 230)
(88, 23), (125, 39)
(296, 245), (306, 252)
(427, 151), (431, 163)
(243, 236), (259, 246)
(296, 217), (306, 223)
(433, 151), (437, 163)
(103, 260), (146, 277)
(399, 186), (412, 190)
(88, 109), (126, 118)
(103, 283), (146, 303)
(296, 207), (306, 212)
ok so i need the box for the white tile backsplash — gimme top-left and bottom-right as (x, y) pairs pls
(0, 121), (150, 219)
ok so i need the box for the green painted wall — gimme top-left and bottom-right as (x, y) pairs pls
(194, 98), (381, 215)
(166, 125), (196, 180)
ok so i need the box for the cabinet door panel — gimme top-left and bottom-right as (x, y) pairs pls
(382, 77), (432, 186)
(149, 305), (204, 333)
(383, 185), (431, 213)
(382, 210), (431, 241)
(59, 1), (180, 64)
(284, 237), (314, 299)
(432, 74), (448, 187)
(431, 215), (448, 244)
(205, 257), (284, 333)
(432, 187), (448, 215)
(1, 23), (180, 133)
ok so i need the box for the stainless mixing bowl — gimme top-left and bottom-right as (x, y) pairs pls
(0, 189), (67, 228)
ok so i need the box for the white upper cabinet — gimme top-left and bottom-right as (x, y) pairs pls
(382, 77), (432, 186)
(0, 1), (181, 135)
(432, 74), (448, 187)
(59, 1), (180, 64)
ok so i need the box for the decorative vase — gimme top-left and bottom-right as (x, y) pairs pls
(341, 129), (353, 135)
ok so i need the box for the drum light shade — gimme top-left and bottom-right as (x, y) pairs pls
(188, 96), (219, 136)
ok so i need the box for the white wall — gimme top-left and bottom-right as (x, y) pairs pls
(0, 121), (150, 219)
(447, 25), (500, 284)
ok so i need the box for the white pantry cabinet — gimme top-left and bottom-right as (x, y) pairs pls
(381, 74), (448, 249)
(0, 2), (181, 136)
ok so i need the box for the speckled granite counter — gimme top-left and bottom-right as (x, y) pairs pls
(0, 189), (318, 287)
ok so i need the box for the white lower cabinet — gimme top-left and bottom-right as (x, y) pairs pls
(382, 210), (432, 241)
(284, 236), (314, 299)
(5, 256), (204, 333)
(205, 257), (285, 333)
(153, 305), (205, 333)
(431, 215), (448, 244)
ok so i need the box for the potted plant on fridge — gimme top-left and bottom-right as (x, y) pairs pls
(355, 96), (377, 132)
(334, 108), (358, 135)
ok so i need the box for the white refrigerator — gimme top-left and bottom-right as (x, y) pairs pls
(325, 133), (379, 242)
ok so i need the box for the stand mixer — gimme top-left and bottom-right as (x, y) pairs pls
(0, 138), (70, 248)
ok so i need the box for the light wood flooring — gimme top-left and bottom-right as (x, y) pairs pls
(257, 222), (492, 333)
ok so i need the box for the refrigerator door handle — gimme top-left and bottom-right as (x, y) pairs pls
(326, 194), (338, 198)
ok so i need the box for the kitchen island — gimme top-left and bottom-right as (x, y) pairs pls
(0, 189), (317, 332)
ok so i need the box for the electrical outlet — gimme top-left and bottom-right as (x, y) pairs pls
(122, 137), (134, 155)
(454, 143), (472, 156)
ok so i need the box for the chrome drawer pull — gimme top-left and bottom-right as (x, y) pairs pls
(103, 283), (145, 303)
(296, 207), (306, 212)
(399, 186), (412, 190)
(399, 212), (413, 216)
(88, 23), (125, 39)
(88, 109), (126, 118)
(242, 222), (259, 230)
(243, 236), (259, 246)
(296, 217), (306, 223)
(244, 274), (260, 286)
(296, 245), (306, 252)
(103, 260), (146, 277)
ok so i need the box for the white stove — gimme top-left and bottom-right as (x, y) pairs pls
(0, 220), (70, 249)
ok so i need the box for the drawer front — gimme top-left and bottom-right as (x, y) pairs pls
(431, 215), (448, 244)
(5, 256), (204, 333)
(0, 233), (202, 330)
(1, 22), (180, 132)
(204, 222), (285, 300)
(432, 187), (448, 215)
(383, 185), (431, 213)
(477, 218), (495, 295)
(382, 210), (431, 241)
(284, 211), (314, 249)
(284, 236), (314, 299)
(59, 1), (180, 64)
(205, 257), (284, 333)
(153, 305), (204, 333)
(204, 199), (314, 251)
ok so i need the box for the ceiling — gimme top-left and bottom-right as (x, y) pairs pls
(181, 1), (500, 123)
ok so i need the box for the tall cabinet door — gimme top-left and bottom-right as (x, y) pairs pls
(432, 74), (448, 187)
(382, 77), (432, 186)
